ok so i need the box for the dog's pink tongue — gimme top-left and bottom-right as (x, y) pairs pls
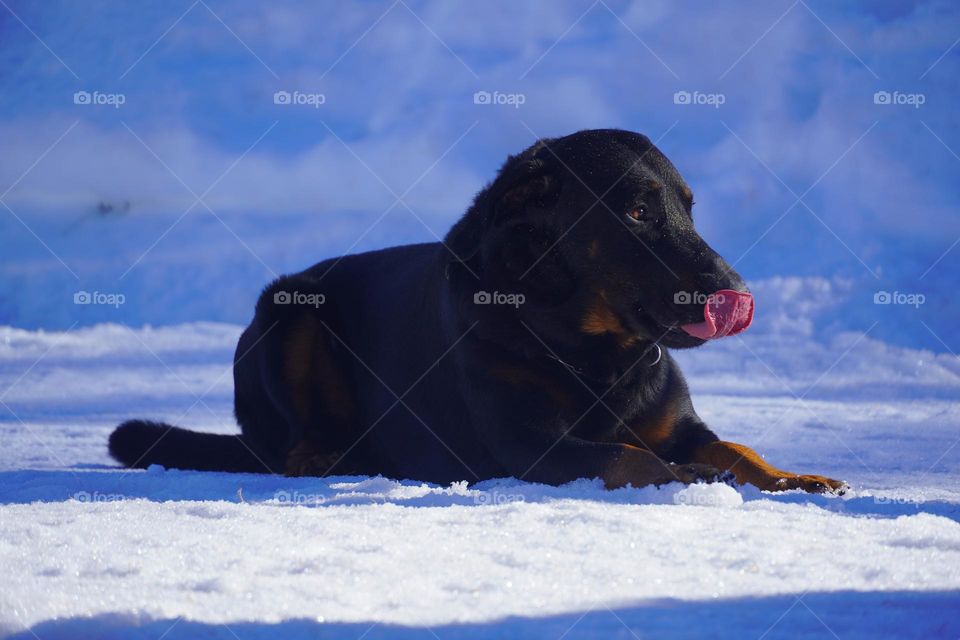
(681, 290), (754, 340)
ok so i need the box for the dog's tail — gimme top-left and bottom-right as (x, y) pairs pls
(108, 420), (277, 473)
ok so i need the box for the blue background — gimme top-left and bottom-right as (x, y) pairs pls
(0, 0), (958, 351)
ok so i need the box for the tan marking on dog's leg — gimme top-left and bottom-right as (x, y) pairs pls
(603, 444), (721, 489)
(626, 406), (675, 450)
(692, 440), (846, 494)
(282, 314), (318, 423)
(282, 313), (358, 477)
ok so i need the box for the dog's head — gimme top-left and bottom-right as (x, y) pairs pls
(446, 129), (753, 350)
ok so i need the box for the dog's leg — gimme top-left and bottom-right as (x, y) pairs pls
(597, 443), (725, 489)
(692, 440), (846, 494)
(480, 427), (724, 489)
(280, 312), (359, 477)
(464, 364), (725, 488)
(252, 277), (363, 478)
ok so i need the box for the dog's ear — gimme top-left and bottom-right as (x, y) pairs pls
(490, 161), (561, 227)
(445, 143), (561, 264)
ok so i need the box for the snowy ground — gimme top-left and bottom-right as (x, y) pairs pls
(1, 321), (959, 639)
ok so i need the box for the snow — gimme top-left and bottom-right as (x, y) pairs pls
(3, 481), (960, 639)
(1, 321), (959, 639)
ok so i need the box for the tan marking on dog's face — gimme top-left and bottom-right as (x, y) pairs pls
(680, 184), (693, 203)
(580, 291), (637, 347)
(581, 291), (624, 335)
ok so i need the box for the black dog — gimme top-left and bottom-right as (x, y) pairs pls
(110, 129), (845, 494)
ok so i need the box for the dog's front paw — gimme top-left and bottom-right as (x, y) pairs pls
(285, 441), (344, 477)
(664, 462), (725, 485)
(771, 473), (847, 495)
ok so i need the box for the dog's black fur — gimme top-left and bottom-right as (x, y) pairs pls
(110, 129), (844, 493)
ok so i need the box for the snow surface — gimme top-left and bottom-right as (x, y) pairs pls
(1, 320), (959, 639)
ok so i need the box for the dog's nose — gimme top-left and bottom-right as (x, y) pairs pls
(688, 237), (749, 294)
(698, 271), (749, 294)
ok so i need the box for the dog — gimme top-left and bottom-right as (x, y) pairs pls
(110, 129), (846, 494)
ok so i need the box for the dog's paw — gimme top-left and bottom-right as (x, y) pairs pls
(771, 474), (847, 495)
(285, 444), (343, 477)
(718, 469), (738, 487)
(664, 462), (725, 485)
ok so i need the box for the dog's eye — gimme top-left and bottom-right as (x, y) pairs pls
(627, 205), (647, 221)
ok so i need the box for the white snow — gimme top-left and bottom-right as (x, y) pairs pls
(1, 321), (959, 639)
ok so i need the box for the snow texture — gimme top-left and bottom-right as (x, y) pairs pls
(1, 321), (959, 639)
